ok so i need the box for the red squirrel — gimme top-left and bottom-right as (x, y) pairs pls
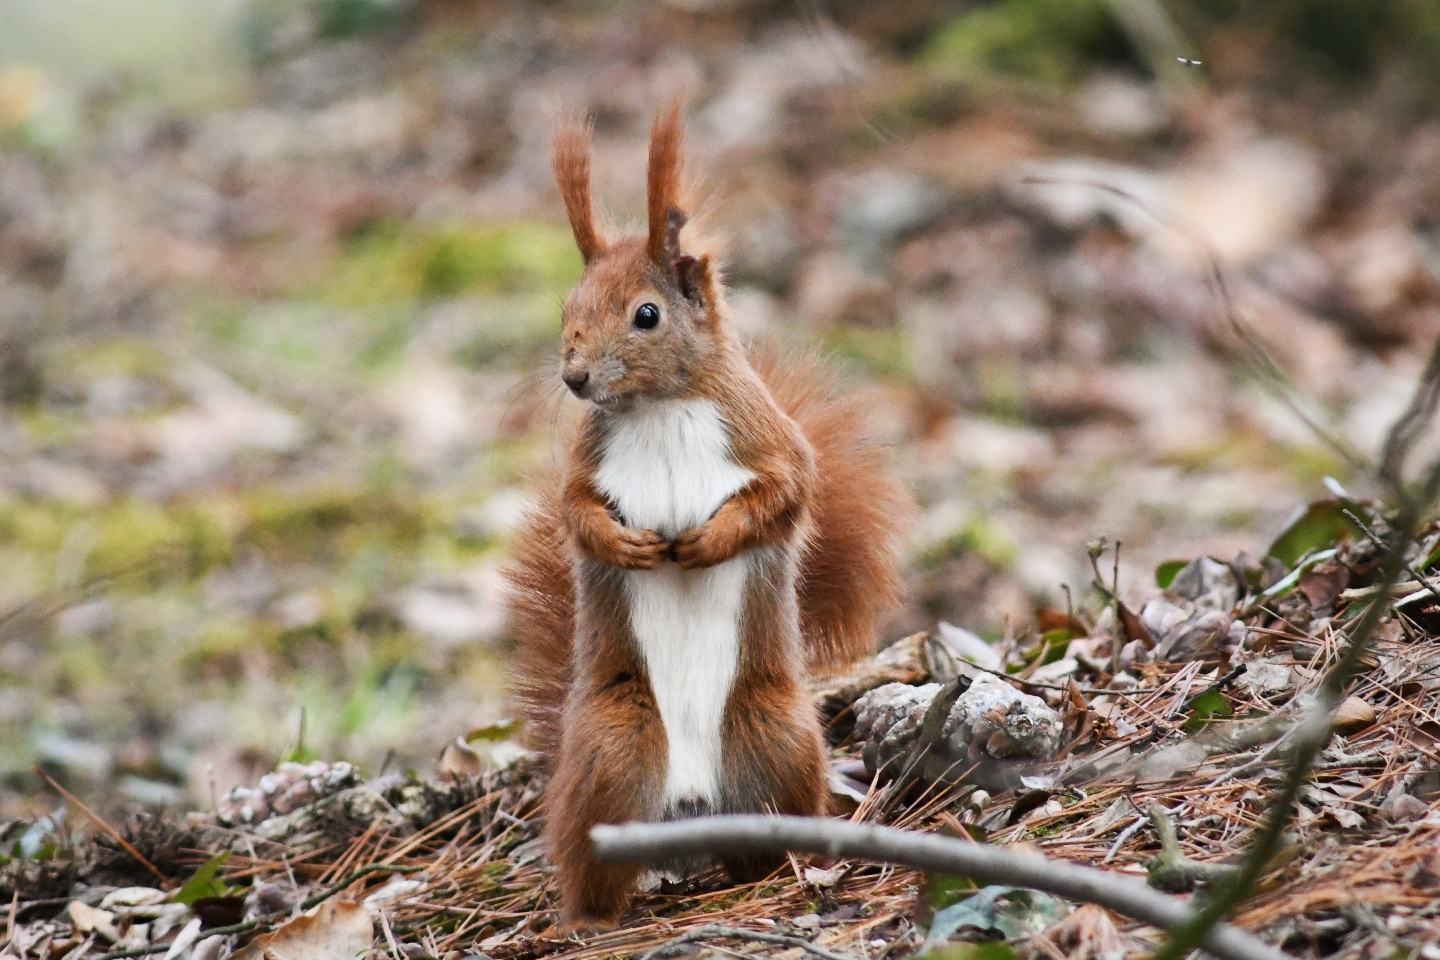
(503, 102), (911, 934)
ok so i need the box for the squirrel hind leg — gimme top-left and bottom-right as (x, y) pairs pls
(547, 670), (668, 932)
(553, 864), (639, 936)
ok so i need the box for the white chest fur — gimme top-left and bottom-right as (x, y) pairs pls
(594, 399), (755, 809)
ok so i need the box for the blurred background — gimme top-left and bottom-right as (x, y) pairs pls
(1, 0), (1438, 817)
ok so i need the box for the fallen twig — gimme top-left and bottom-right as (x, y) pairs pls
(1144, 804), (1240, 893)
(638, 923), (854, 960)
(36, 770), (166, 883)
(591, 815), (1287, 960)
(1343, 508), (1440, 601)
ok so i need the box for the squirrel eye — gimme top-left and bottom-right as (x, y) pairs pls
(633, 302), (660, 330)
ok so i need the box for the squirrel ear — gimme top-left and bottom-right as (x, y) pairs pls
(675, 253), (715, 309)
(646, 101), (686, 267)
(553, 117), (606, 264)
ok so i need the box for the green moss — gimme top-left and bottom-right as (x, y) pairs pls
(51, 337), (173, 383)
(14, 407), (88, 451)
(974, 362), (1029, 425)
(920, 0), (1132, 87)
(918, 515), (1017, 572)
(321, 221), (582, 310)
(0, 495), (74, 554)
(821, 326), (913, 383)
(239, 487), (434, 563)
(88, 500), (231, 582)
(450, 293), (563, 370)
(1276, 443), (1348, 491)
(316, 0), (413, 39)
(0, 495), (230, 586)
(184, 618), (279, 676)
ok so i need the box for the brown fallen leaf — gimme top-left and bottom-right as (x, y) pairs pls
(1117, 601), (1156, 650)
(436, 736), (484, 779)
(231, 900), (373, 960)
(1036, 608), (1089, 636)
(1041, 903), (1125, 960)
(1298, 561), (1349, 611)
(1331, 696), (1377, 735)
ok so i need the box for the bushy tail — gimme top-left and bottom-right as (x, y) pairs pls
(751, 348), (913, 672)
(501, 484), (576, 758)
(502, 350), (912, 755)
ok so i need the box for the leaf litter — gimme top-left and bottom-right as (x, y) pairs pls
(3, 506), (1440, 959)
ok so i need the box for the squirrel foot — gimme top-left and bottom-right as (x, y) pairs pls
(554, 915), (620, 938)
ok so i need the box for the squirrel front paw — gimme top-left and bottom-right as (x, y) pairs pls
(592, 525), (669, 570)
(672, 522), (738, 570)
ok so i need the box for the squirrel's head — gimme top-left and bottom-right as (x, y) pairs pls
(552, 103), (724, 410)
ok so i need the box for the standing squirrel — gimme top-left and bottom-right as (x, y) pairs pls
(503, 102), (911, 934)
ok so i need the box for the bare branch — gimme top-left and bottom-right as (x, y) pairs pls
(1378, 333), (1440, 491)
(591, 815), (1286, 960)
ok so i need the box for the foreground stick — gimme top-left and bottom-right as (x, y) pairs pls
(592, 815), (1288, 960)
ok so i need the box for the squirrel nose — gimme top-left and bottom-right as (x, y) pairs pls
(563, 369), (590, 395)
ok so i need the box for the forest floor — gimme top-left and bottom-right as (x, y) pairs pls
(3, 0), (1440, 957)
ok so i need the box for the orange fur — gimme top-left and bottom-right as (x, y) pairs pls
(500, 484), (573, 757)
(502, 102), (912, 930)
(554, 117), (606, 263)
(646, 100), (685, 266)
(503, 351), (909, 758)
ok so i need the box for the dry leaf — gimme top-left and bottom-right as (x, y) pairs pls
(1042, 903), (1125, 960)
(1332, 696), (1377, 735)
(68, 902), (120, 942)
(1238, 662), (1293, 693)
(231, 900), (373, 960)
(1117, 602), (1156, 649)
(804, 865), (847, 888)
(1298, 562), (1349, 610)
(1135, 741), (1207, 784)
(436, 737), (484, 779)
(164, 918), (204, 960)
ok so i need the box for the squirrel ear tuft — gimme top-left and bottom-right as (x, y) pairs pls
(646, 100), (686, 267)
(553, 116), (606, 264)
